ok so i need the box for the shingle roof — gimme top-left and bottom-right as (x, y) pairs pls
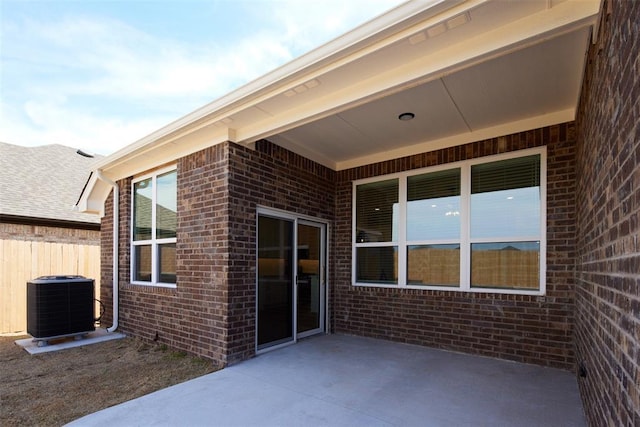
(0, 142), (102, 224)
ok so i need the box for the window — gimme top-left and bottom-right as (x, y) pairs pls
(355, 179), (398, 284)
(470, 155), (541, 290)
(132, 166), (177, 287)
(407, 168), (461, 286)
(352, 148), (546, 294)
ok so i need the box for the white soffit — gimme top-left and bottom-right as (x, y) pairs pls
(442, 29), (589, 130)
(269, 23), (592, 170)
(264, 1), (599, 170)
(83, 0), (601, 187)
(76, 174), (112, 216)
(91, 0), (468, 181)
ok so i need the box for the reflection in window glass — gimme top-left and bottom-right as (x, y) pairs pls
(408, 196), (461, 241)
(157, 170), (177, 239)
(134, 245), (152, 282)
(407, 168), (460, 241)
(133, 178), (152, 241)
(257, 215), (294, 348)
(407, 244), (459, 286)
(356, 179), (398, 243)
(471, 242), (539, 290)
(407, 169), (460, 241)
(158, 243), (176, 283)
(132, 168), (177, 286)
(471, 155), (540, 239)
(471, 188), (540, 238)
(356, 247), (397, 284)
(352, 150), (544, 292)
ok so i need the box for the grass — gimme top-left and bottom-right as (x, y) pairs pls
(0, 335), (217, 426)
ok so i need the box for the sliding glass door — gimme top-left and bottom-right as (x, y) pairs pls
(257, 212), (326, 351)
(257, 216), (294, 348)
(296, 222), (324, 337)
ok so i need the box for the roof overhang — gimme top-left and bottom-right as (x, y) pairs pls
(77, 0), (602, 214)
(76, 172), (114, 216)
(0, 214), (101, 230)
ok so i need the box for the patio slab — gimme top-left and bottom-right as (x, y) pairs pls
(68, 334), (585, 426)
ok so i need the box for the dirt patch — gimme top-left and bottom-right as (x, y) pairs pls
(0, 335), (216, 426)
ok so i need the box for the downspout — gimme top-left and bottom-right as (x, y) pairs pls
(95, 170), (119, 333)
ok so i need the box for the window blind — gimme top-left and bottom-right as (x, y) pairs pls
(471, 154), (540, 194)
(355, 179), (398, 242)
(408, 168), (461, 201)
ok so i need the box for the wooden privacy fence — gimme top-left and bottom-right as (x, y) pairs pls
(0, 239), (101, 334)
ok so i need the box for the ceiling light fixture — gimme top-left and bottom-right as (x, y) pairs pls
(398, 112), (415, 121)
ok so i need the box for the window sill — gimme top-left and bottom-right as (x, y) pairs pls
(352, 282), (544, 296)
(130, 281), (177, 289)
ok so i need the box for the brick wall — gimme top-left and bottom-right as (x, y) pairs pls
(99, 187), (115, 328)
(334, 123), (577, 370)
(100, 147), (230, 366)
(225, 140), (336, 363)
(99, 179), (133, 340)
(100, 125), (578, 371)
(574, 0), (640, 425)
(99, 141), (335, 365)
(0, 222), (100, 245)
(100, 121), (582, 372)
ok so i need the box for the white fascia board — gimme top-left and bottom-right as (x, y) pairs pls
(76, 129), (233, 217)
(75, 172), (98, 214)
(235, 0), (600, 148)
(335, 109), (575, 170)
(90, 0), (469, 177)
(76, 174), (113, 217)
(79, 125), (233, 216)
(104, 127), (235, 182)
(93, 0), (600, 181)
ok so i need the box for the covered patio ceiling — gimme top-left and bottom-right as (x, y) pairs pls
(269, 25), (590, 170)
(78, 0), (601, 214)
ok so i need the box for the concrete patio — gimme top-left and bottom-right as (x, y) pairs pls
(69, 334), (585, 426)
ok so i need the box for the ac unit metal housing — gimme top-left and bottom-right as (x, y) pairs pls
(27, 275), (95, 340)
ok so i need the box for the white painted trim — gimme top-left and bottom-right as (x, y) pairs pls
(336, 109), (572, 170)
(129, 281), (177, 289)
(352, 147), (547, 295)
(235, 11), (598, 155)
(94, 170), (120, 333)
(352, 282), (545, 296)
(76, 173), (115, 217)
(131, 164), (177, 185)
(102, 129), (231, 183)
(130, 165), (178, 288)
(397, 180), (408, 286)
(460, 164), (471, 289)
(89, 1), (468, 179)
(77, 0), (600, 202)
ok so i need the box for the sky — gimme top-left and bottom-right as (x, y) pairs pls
(1, 0), (404, 156)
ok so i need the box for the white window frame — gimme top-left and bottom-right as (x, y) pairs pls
(352, 147), (546, 296)
(131, 165), (177, 288)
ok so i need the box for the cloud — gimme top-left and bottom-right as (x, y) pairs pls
(1, 1), (401, 155)
(268, 0), (383, 51)
(1, 99), (171, 155)
(12, 15), (274, 101)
